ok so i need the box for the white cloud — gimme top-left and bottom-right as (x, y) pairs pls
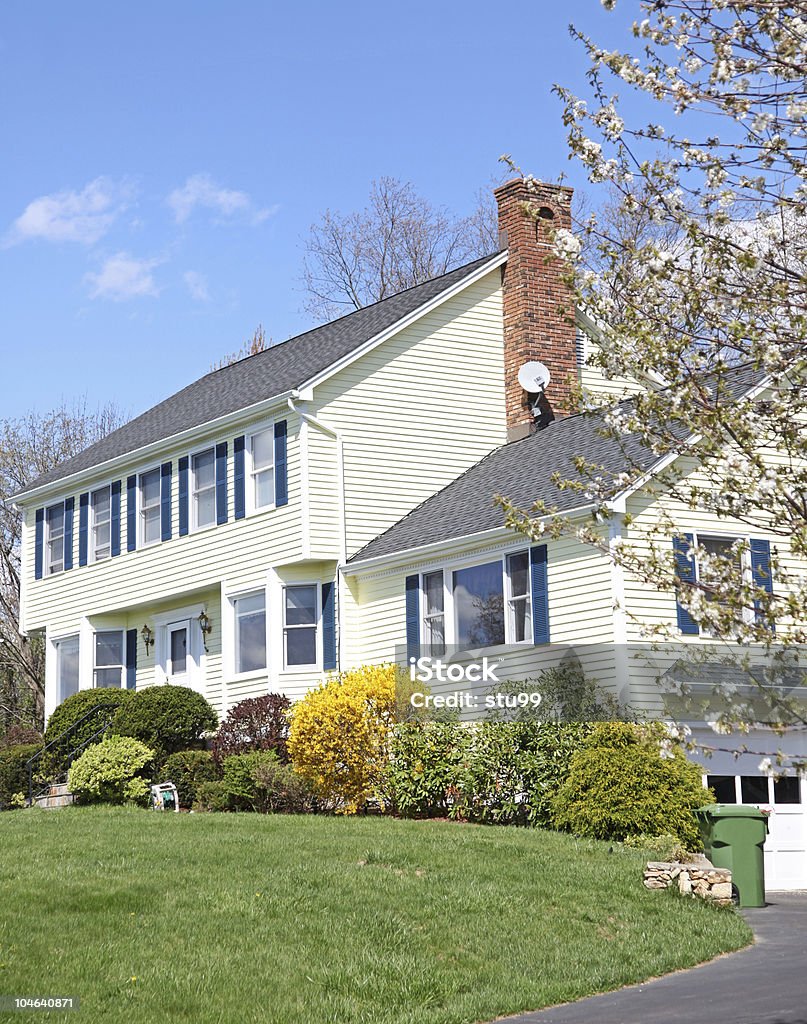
(167, 173), (277, 225)
(183, 270), (210, 302)
(4, 177), (133, 246)
(85, 252), (162, 301)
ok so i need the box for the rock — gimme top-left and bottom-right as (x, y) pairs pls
(710, 882), (733, 900)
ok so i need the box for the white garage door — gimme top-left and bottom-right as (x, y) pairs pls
(704, 773), (807, 891)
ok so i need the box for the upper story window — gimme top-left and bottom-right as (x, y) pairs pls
(249, 427), (275, 510)
(234, 592), (267, 674)
(45, 502), (65, 575)
(93, 630), (124, 688)
(139, 469), (161, 546)
(698, 535), (743, 606)
(91, 485), (112, 562)
(55, 635), (80, 702)
(283, 584), (318, 668)
(191, 448), (216, 530)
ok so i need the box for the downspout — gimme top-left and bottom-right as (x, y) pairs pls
(287, 395), (347, 670)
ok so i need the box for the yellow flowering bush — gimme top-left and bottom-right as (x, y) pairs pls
(287, 664), (396, 813)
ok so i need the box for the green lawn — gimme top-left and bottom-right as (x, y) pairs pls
(0, 808), (751, 1024)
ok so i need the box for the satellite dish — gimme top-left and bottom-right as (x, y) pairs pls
(517, 361), (551, 394)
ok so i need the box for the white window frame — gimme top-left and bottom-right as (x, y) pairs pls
(92, 629), (125, 689)
(233, 590), (268, 677)
(190, 446), (216, 533)
(246, 420), (275, 515)
(415, 545), (534, 651)
(138, 465), (162, 548)
(420, 570), (446, 655)
(55, 634), (80, 703)
(691, 530), (755, 628)
(45, 500), (66, 576)
(505, 550), (532, 645)
(90, 484), (112, 563)
(282, 582), (321, 671)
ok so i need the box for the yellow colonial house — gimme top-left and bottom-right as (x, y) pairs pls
(13, 179), (806, 889)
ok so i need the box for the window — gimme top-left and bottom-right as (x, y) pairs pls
(235, 592), (267, 674)
(283, 585), (318, 667)
(46, 502), (65, 575)
(139, 469), (161, 546)
(191, 449), (216, 530)
(422, 571), (445, 655)
(250, 427), (274, 510)
(506, 551), (532, 643)
(91, 485), (111, 561)
(706, 775), (738, 803)
(698, 536), (743, 605)
(740, 775), (769, 804)
(453, 560), (505, 648)
(167, 623), (188, 678)
(93, 630), (124, 688)
(55, 636), (80, 703)
(773, 776), (801, 804)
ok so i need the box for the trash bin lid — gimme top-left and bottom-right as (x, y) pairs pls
(696, 803), (768, 819)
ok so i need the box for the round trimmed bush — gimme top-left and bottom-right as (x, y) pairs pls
(0, 743), (42, 809)
(42, 688), (135, 777)
(550, 723), (708, 849)
(159, 749), (220, 808)
(68, 735), (154, 805)
(112, 685), (218, 762)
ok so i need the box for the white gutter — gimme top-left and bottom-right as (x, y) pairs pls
(12, 389), (299, 507)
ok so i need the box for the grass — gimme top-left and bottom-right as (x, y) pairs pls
(0, 807), (751, 1024)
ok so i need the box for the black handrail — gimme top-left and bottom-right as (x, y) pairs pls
(26, 699), (120, 804)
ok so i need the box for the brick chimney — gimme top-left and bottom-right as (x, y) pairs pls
(495, 178), (577, 442)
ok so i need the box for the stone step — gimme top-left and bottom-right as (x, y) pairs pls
(33, 782), (75, 810)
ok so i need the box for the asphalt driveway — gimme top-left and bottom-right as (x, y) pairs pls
(502, 894), (807, 1024)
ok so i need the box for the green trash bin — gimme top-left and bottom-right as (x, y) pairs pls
(694, 804), (768, 907)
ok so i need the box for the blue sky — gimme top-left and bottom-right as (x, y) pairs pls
(0, 1), (638, 423)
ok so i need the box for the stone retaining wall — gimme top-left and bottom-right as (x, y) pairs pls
(644, 861), (733, 906)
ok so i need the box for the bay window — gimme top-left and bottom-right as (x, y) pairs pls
(56, 635), (80, 702)
(234, 592), (267, 674)
(93, 630), (124, 688)
(283, 585), (318, 667)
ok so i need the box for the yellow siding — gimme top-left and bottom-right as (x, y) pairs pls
(309, 270), (507, 557)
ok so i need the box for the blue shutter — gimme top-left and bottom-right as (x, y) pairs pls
(274, 420), (288, 507)
(110, 481), (121, 557)
(215, 442), (228, 524)
(405, 574), (420, 661)
(126, 475), (137, 552)
(78, 492), (89, 566)
(673, 534), (699, 635)
(234, 436), (246, 520)
(750, 538), (775, 632)
(125, 628), (137, 690)
(34, 508), (44, 580)
(178, 457), (189, 537)
(530, 544), (550, 645)
(322, 581), (337, 670)
(63, 497), (74, 571)
(160, 462), (172, 542)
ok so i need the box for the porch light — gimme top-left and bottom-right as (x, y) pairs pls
(141, 624), (154, 653)
(198, 610), (212, 652)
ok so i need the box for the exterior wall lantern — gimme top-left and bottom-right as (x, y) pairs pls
(141, 624), (154, 654)
(198, 610), (212, 653)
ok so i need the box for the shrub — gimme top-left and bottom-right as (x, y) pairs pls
(551, 723), (709, 849)
(211, 694), (291, 764)
(0, 743), (42, 809)
(287, 664), (396, 813)
(159, 749), (220, 808)
(42, 688), (135, 777)
(222, 750), (312, 813)
(67, 736), (154, 805)
(386, 721), (471, 817)
(113, 685), (218, 762)
(623, 833), (690, 862)
(193, 780), (230, 813)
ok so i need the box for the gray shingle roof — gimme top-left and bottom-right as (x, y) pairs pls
(19, 253), (500, 497)
(347, 362), (767, 565)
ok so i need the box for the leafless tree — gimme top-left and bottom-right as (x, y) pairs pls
(301, 177), (499, 321)
(214, 324), (269, 370)
(0, 400), (125, 727)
